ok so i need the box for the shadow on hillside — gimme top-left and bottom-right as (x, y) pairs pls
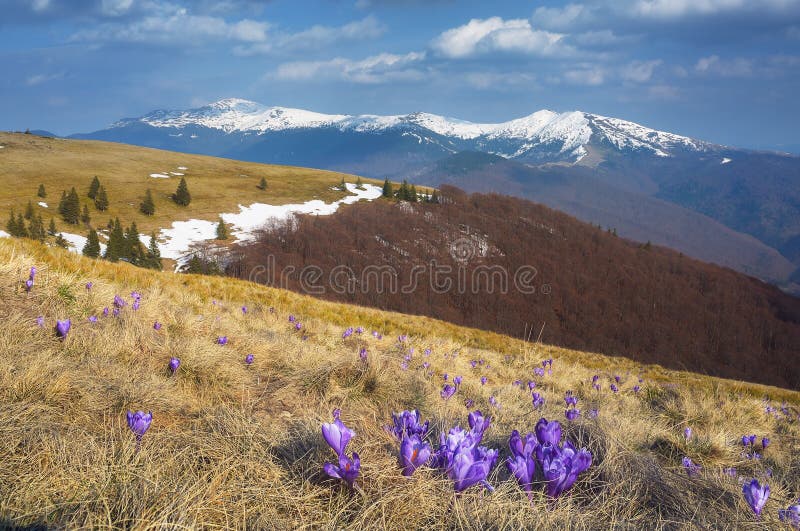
(0, 519), (51, 531)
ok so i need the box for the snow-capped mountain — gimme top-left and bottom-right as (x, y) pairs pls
(102, 97), (709, 164)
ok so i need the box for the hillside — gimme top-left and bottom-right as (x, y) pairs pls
(0, 132), (384, 265)
(231, 187), (800, 390)
(1, 237), (799, 529)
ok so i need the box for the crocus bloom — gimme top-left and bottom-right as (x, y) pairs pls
(762, 437), (770, 449)
(86, 282), (93, 290)
(538, 440), (592, 497)
(29, 266), (36, 280)
(359, 348), (367, 361)
(480, 376), (488, 385)
(465, 399), (475, 408)
(241, 306), (247, 314)
(489, 396), (499, 408)
(513, 380), (521, 387)
(443, 373), (448, 381)
(217, 336), (228, 345)
(112, 308), (120, 317)
(245, 354), (254, 365)
(592, 375), (599, 383)
(294, 322), (302, 330)
(682, 456), (701, 476)
(399, 434), (432, 476)
(565, 408), (580, 421)
(564, 391), (578, 407)
(435, 424), (497, 492)
(468, 410), (491, 439)
(342, 327), (353, 339)
(324, 451), (361, 487)
(169, 357), (180, 373)
(322, 409), (355, 456)
(130, 291), (141, 300)
(610, 384), (619, 393)
(470, 360), (478, 368)
(506, 430), (538, 497)
(25, 279), (33, 292)
(532, 392), (545, 409)
(779, 502), (800, 527)
(684, 427), (692, 440)
(126, 410), (152, 440)
(441, 384), (457, 400)
(587, 408), (599, 419)
(132, 299), (140, 311)
(103, 307), (109, 317)
(535, 418), (562, 446)
(55, 319), (71, 340)
(528, 381), (536, 390)
(356, 327), (364, 334)
(633, 385), (641, 393)
(113, 295), (126, 308)
(453, 376), (463, 387)
(742, 478), (770, 517)
(88, 316), (98, 323)
(153, 321), (162, 330)
(723, 467), (737, 477)
(534, 368), (545, 377)
(387, 410), (430, 441)
(614, 375), (621, 383)
(36, 316), (44, 327)
(423, 348), (431, 356)
(288, 315), (295, 322)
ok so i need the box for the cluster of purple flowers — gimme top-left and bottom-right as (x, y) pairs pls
(779, 500), (800, 527)
(433, 411), (498, 492)
(507, 418), (592, 498)
(682, 456), (701, 476)
(25, 267), (35, 292)
(322, 409), (360, 487)
(564, 391), (580, 421)
(387, 410), (432, 476)
(441, 376), (463, 400)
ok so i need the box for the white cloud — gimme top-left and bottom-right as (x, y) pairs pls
(234, 16), (386, 55)
(26, 72), (64, 86)
(274, 51), (426, 84)
(100, 0), (134, 17)
(694, 55), (753, 77)
(620, 59), (662, 82)
(465, 71), (537, 90)
(431, 17), (569, 58)
(563, 67), (606, 85)
(531, 4), (589, 31)
(634, 0), (799, 18)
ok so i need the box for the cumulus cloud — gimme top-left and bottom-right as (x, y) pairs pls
(563, 67), (606, 85)
(621, 59), (662, 82)
(235, 16), (386, 55)
(694, 55), (754, 77)
(274, 51), (426, 84)
(633, 0), (799, 19)
(431, 17), (570, 58)
(531, 4), (590, 31)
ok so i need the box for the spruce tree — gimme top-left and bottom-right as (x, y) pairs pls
(140, 189), (155, 216)
(356, 176), (364, 190)
(15, 213), (28, 238)
(54, 233), (68, 248)
(382, 178), (393, 198)
(94, 186), (109, 211)
(145, 231), (162, 270)
(88, 176), (101, 199)
(82, 229), (101, 258)
(6, 210), (17, 237)
(62, 187), (80, 224)
(28, 214), (45, 241)
(37, 184), (46, 198)
(47, 217), (57, 236)
(58, 191), (67, 217)
(172, 177), (191, 206)
(124, 221), (143, 264)
(104, 218), (125, 262)
(338, 177), (347, 191)
(24, 200), (34, 220)
(81, 204), (91, 224)
(409, 184), (418, 203)
(257, 177), (267, 190)
(216, 217), (228, 240)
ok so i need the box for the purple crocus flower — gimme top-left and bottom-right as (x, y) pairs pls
(453, 376), (463, 387)
(528, 381), (536, 391)
(359, 348), (367, 362)
(217, 336), (228, 345)
(356, 327), (364, 334)
(399, 434), (432, 476)
(592, 375), (599, 383)
(614, 375), (621, 383)
(294, 322), (302, 330)
(112, 308), (120, 317)
(465, 399), (475, 408)
(36, 316), (44, 327)
(322, 409), (355, 456)
(779, 502), (800, 527)
(588, 408), (599, 419)
(29, 266), (36, 280)
(85, 282), (93, 291)
(423, 348), (431, 356)
(342, 327), (353, 339)
(610, 383), (619, 393)
(470, 360), (478, 368)
(538, 439), (592, 498)
(435, 424), (498, 492)
(55, 319), (71, 340)
(88, 315), (98, 323)
(102, 307), (109, 317)
(441, 384), (457, 400)
(126, 410), (152, 451)
(742, 478), (770, 517)
(682, 456), (701, 476)
(245, 354), (254, 365)
(684, 427), (692, 440)
(25, 279), (33, 292)
(288, 315), (295, 322)
(565, 408), (581, 421)
(169, 357), (180, 373)
(723, 467), (738, 478)
(506, 430), (538, 498)
(130, 291), (141, 300)
(132, 299), (140, 311)
(532, 392), (545, 409)
(633, 385), (641, 393)
(593, 383), (601, 391)
(513, 380), (521, 387)
(443, 373), (448, 381)
(468, 410), (491, 439)
(113, 295), (126, 309)
(761, 437), (770, 450)
(535, 418), (562, 446)
(534, 367), (545, 377)
(386, 410), (430, 441)
(323, 452), (361, 487)
(153, 321), (162, 330)
(564, 391), (578, 407)
(488, 396), (500, 409)
(480, 376), (488, 385)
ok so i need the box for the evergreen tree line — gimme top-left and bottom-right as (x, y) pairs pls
(83, 218), (161, 270)
(381, 179), (439, 203)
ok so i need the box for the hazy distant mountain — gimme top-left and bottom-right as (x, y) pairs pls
(72, 98), (800, 291)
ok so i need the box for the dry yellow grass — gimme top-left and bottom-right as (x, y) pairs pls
(1, 237), (799, 529)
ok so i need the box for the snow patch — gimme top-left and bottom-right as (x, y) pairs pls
(177, 166), (188, 170)
(721, 157), (732, 164)
(150, 173), (170, 178)
(0, 230), (9, 238)
(59, 232), (107, 255)
(170, 172), (184, 176)
(38, 202), (48, 208)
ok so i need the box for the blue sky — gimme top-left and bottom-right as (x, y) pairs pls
(1, 0), (799, 151)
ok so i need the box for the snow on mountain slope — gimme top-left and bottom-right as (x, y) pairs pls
(110, 98), (709, 161)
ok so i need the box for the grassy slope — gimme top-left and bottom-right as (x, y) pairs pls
(1, 237), (799, 529)
(0, 132), (384, 239)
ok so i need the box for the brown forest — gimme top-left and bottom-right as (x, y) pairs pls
(228, 186), (800, 390)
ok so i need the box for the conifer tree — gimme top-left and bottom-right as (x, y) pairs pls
(24, 200), (34, 220)
(15, 213), (28, 238)
(6, 210), (17, 237)
(104, 218), (125, 262)
(54, 233), (68, 248)
(48, 217), (57, 236)
(339, 177), (347, 191)
(62, 187), (80, 224)
(82, 228), (101, 258)
(409, 184), (418, 203)
(125, 221), (143, 265)
(172, 177), (191, 206)
(257, 177), (267, 190)
(145, 231), (162, 270)
(28, 214), (45, 241)
(382, 178), (393, 198)
(216, 217), (228, 240)
(94, 186), (109, 211)
(81, 204), (91, 224)
(140, 189), (155, 216)
(37, 184), (46, 198)
(88, 176), (101, 199)
(356, 176), (365, 190)
(58, 191), (67, 217)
